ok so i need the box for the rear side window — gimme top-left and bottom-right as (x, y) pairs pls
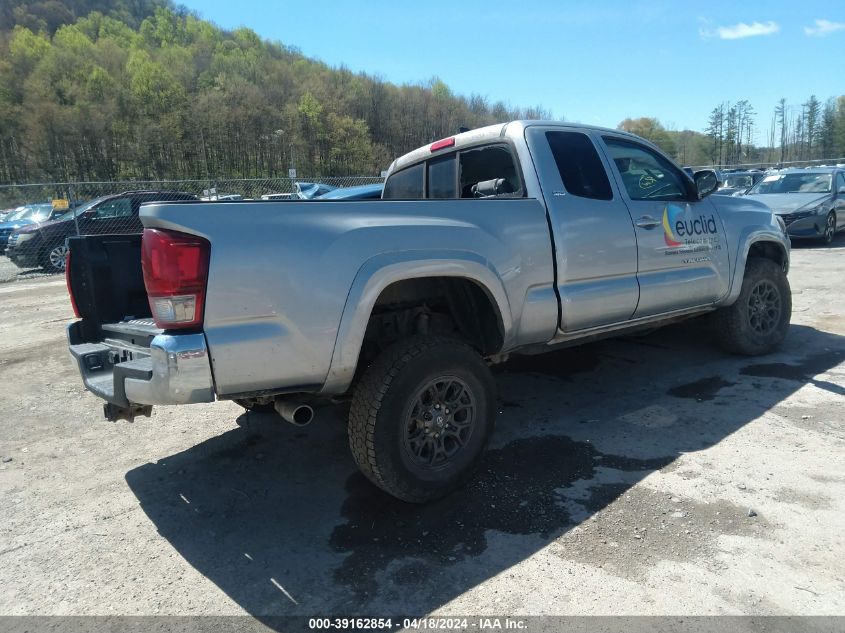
(427, 155), (457, 198)
(459, 145), (522, 198)
(546, 131), (613, 200)
(94, 198), (133, 218)
(383, 163), (424, 199)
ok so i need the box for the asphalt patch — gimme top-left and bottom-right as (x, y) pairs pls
(329, 435), (670, 599)
(667, 376), (734, 401)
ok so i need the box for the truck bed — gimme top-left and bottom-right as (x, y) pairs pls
(66, 235), (214, 418)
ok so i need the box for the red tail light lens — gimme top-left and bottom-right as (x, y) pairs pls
(141, 228), (210, 329)
(65, 250), (80, 318)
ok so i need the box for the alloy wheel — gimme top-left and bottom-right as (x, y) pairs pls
(48, 244), (68, 271)
(747, 280), (781, 335)
(403, 376), (476, 469)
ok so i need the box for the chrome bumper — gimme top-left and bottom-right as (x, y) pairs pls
(67, 322), (215, 407)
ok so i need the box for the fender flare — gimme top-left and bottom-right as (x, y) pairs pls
(320, 250), (513, 394)
(725, 229), (790, 305)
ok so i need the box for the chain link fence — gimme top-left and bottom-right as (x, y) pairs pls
(0, 176), (384, 283)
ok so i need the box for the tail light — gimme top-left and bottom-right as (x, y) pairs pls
(430, 137), (455, 152)
(141, 228), (210, 329)
(65, 250), (80, 318)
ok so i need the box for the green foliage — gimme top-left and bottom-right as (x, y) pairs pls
(617, 117), (676, 156)
(0, 0), (542, 183)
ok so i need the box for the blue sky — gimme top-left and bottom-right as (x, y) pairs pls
(178, 0), (844, 138)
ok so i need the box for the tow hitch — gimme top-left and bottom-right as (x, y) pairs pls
(103, 403), (153, 422)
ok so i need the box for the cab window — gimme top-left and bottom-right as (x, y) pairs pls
(546, 131), (612, 200)
(383, 163), (424, 199)
(458, 144), (522, 198)
(427, 155), (457, 199)
(603, 137), (689, 201)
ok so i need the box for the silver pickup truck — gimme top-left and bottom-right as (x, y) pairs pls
(66, 121), (791, 502)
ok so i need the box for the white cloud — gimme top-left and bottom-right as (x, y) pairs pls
(700, 20), (780, 40)
(804, 19), (845, 37)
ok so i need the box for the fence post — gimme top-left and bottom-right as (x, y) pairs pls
(68, 183), (80, 237)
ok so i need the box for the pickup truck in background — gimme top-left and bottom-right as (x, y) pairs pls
(65, 121), (792, 502)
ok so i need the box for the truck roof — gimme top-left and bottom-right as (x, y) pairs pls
(387, 120), (644, 175)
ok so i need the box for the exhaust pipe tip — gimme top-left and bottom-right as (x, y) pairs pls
(274, 400), (314, 426)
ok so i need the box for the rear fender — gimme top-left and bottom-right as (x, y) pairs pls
(320, 250), (512, 394)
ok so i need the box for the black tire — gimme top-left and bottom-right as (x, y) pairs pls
(348, 335), (496, 503)
(820, 211), (836, 244)
(234, 399), (276, 414)
(41, 242), (68, 273)
(712, 257), (791, 356)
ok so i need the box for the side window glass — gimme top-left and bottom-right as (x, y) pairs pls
(837, 172), (845, 191)
(546, 131), (612, 200)
(94, 198), (132, 218)
(603, 137), (688, 201)
(427, 155), (457, 199)
(458, 145), (522, 198)
(383, 163), (424, 199)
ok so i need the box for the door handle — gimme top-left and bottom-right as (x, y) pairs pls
(636, 216), (660, 229)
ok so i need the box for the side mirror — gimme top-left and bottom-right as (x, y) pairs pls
(81, 209), (97, 219)
(694, 170), (718, 199)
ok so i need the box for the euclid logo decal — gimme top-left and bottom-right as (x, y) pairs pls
(662, 203), (719, 247)
(662, 203), (722, 262)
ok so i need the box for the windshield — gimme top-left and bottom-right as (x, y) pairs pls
(8, 205), (43, 222)
(748, 172), (832, 195)
(723, 175), (753, 188)
(28, 203), (54, 222)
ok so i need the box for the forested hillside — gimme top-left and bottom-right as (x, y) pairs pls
(2, 1), (844, 185)
(0, 1), (548, 183)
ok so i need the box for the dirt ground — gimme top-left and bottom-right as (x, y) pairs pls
(0, 239), (843, 620)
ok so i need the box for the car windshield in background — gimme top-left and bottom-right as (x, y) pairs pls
(748, 173), (832, 195)
(9, 204), (50, 221)
(723, 175), (753, 188)
(29, 204), (54, 222)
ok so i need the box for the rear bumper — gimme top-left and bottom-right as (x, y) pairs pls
(67, 321), (215, 407)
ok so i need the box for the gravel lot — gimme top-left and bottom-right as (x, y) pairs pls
(0, 241), (843, 620)
(0, 256), (55, 284)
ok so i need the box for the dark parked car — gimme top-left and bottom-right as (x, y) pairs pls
(742, 168), (845, 243)
(6, 190), (197, 272)
(714, 170), (766, 196)
(0, 203), (55, 253)
(316, 183), (384, 200)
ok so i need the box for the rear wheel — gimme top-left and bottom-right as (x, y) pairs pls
(821, 212), (836, 244)
(711, 257), (791, 356)
(41, 242), (68, 273)
(348, 336), (495, 503)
